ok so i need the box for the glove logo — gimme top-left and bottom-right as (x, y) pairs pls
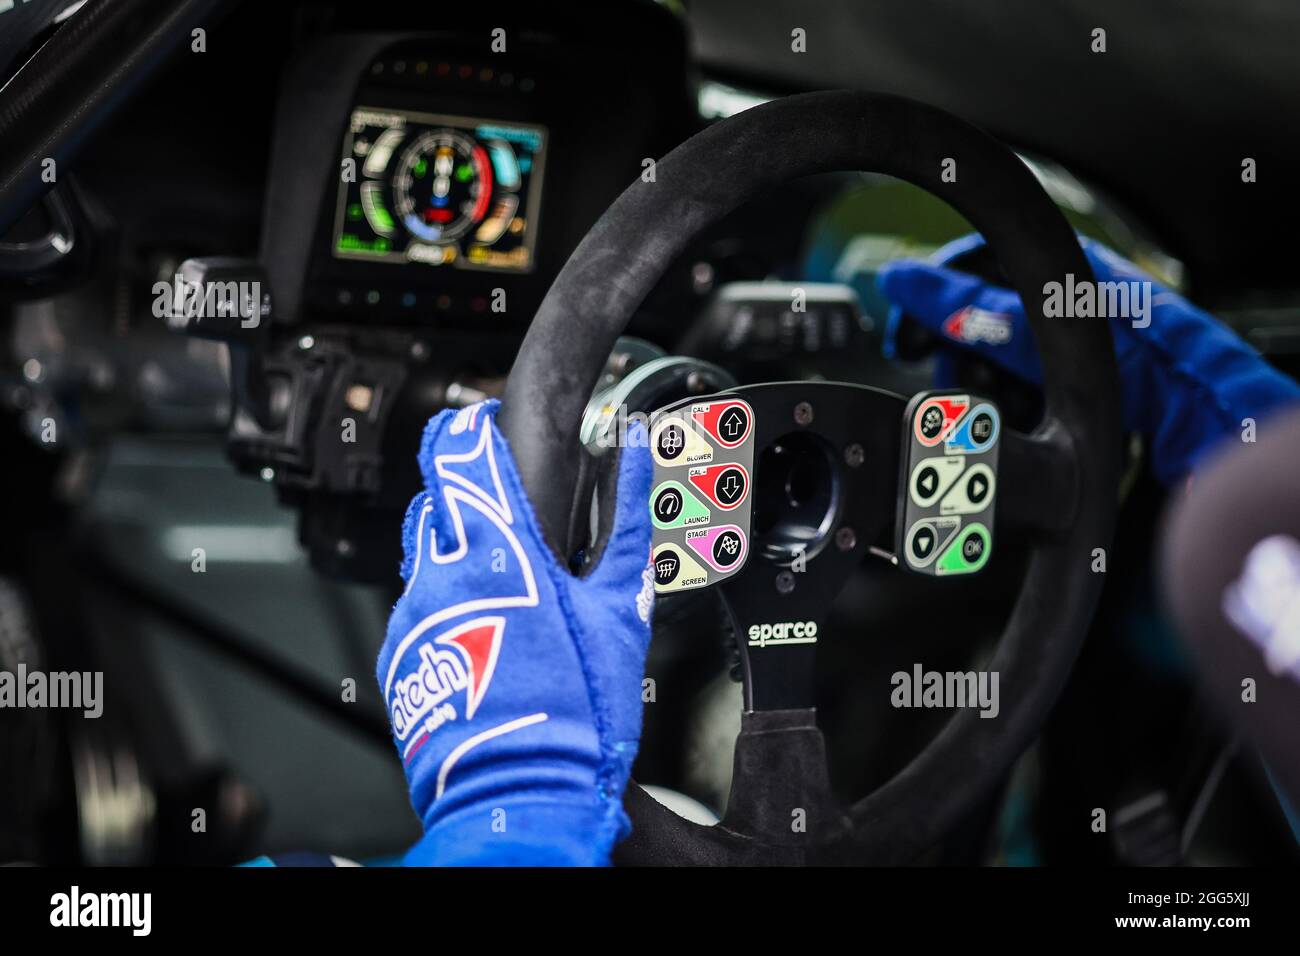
(392, 616), (505, 762)
(943, 306), (1012, 345)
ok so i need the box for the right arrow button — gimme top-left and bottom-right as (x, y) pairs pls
(939, 462), (996, 515)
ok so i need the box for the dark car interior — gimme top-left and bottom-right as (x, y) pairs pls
(2, 0), (1299, 867)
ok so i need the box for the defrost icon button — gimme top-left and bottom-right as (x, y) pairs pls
(652, 543), (710, 593)
(654, 547), (681, 586)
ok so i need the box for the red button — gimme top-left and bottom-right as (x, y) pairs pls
(914, 396), (969, 447)
(689, 463), (749, 510)
(692, 400), (752, 448)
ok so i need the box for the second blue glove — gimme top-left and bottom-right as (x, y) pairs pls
(878, 234), (1300, 485)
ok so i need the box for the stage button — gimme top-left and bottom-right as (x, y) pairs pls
(685, 524), (750, 573)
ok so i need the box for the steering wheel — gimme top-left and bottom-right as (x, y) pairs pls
(0, 18), (1120, 861)
(499, 90), (1122, 864)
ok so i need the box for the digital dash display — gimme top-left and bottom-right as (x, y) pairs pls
(332, 107), (546, 273)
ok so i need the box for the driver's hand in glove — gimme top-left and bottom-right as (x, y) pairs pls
(877, 234), (1300, 485)
(377, 399), (655, 866)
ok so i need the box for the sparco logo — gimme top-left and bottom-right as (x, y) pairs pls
(747, 620), (818, 648)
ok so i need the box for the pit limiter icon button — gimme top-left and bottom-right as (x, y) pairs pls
(692, 399), (753, 448)
(689, 463), (749, 511)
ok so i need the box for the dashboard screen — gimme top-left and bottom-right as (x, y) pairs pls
(332, 107), (547, 273)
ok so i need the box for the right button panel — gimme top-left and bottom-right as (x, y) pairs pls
(897, 391), (1000, 576)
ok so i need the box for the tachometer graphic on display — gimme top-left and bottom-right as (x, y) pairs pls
(334, 108), (546, 273)
(391, 130), (493, 244)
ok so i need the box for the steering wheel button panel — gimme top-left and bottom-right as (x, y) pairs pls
(648, 395), (755, 593)
(898, 391), (1000, 576)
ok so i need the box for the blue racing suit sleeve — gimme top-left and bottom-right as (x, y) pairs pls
(377, 399), (654, 866)
(877, 234), (1300, 485)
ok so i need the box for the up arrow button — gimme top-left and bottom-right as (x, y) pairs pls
(692, 399), (753, 449)
(720, 408), (745, 439)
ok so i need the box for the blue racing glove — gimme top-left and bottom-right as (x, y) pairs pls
(377, 399), (655, 866)
(878, 234), (1300, 485)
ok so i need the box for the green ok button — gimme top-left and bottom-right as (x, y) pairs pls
(936, 523), (991, 575)
(650, 481), (711, 530)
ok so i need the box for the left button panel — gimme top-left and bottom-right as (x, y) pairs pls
(648, 395), (756, 594)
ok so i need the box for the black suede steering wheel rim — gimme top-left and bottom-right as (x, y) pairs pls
(500, 90), (1122, 864)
